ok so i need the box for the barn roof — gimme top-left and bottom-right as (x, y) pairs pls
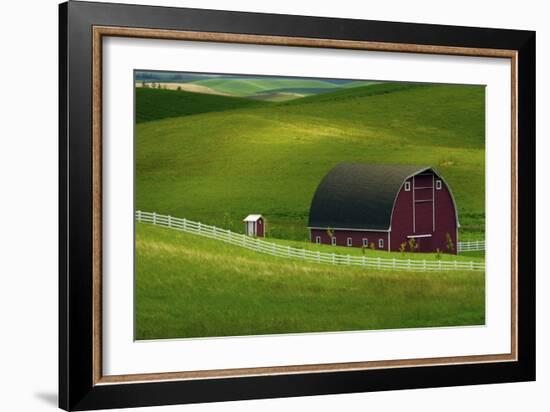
(308, 163), (432, 231)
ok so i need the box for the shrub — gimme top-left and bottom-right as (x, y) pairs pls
(446, 232), (455, 253)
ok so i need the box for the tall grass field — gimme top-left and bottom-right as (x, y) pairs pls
(134, 73), (486, 340)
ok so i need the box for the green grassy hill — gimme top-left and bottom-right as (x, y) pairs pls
(135, 87), (268, 123)
(136, 223), (485, 340)
(136, 82), (485, 241)
(191, 78), (340, 96)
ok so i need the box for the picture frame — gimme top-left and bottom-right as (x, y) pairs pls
(59, 1), (536, 410)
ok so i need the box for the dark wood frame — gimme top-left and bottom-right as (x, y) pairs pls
(59, 1), (536, 410)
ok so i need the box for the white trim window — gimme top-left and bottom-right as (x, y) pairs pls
(331, 236), (337, 246)
(347, 237), (353, 246)
(362, 238), (369, 247)
(378, 238), (384, 248)
(404, 181), (411, 191)
(436, 179), (442, 190)
(315, 236), (321, 244)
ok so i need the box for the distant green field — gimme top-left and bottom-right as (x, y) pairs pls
(135, 88), (268, 123)
(135, 223), (485, 340)
(136, 82), (485, 241)
(191, 78), (340, 96)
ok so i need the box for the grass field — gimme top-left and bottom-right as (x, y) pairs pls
(136, 82), (485, 241)
(135, 223), (485, 340)
(189, 78), (370, 97)
(265, 236), (484, 261)
(135, 88), (268, 123)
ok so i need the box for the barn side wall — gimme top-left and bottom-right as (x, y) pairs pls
(390, 173), (458, 254)
(310, 229), (389, 250)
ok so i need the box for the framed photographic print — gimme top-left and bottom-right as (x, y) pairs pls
(59, 1), (536, 410)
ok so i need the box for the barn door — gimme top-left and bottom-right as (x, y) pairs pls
(413, 174), (434, 235)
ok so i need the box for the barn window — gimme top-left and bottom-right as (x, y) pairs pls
(331, 237), (337, 246)
(315, 236), (321, 244)
(347, 237), (353, 246)
(362, 238), (369, 247)
(378, 238), (384, 248)
(436, 179), (442, 190)
(404, 181), (411, 191)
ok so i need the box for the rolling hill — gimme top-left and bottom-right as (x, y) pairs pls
(191, 77), (339, 96)
(135, 82), (485, 241)
(135, 87), (268, 123)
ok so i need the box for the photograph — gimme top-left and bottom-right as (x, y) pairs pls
(133, 71), (486, 340)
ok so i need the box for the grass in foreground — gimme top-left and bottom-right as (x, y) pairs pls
(135, 223), (485, 340)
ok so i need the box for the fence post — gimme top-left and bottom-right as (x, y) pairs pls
(153, 212), (157, 225)
(137, 210), (141, 222)
(470, 261), (474, 271)
(392, 258), (395, 270)
(332, 253), (336, 264)
(377, 257), (381, 270)
(198, 222), (201, 233)
(423, 259), (426, 271)
(362, 255), (365, 267)
(408, 259), (411, 270)
(168, 215), (172, 228)
(439, 259), (441, 270)
(317, 251), (321, 263)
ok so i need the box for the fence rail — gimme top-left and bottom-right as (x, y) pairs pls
(457, 240), (485, 252)
(136, 211), (485, 272)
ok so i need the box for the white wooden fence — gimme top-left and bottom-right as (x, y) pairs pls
(136, 211), (485, 272)
(457, 240), (485, 253)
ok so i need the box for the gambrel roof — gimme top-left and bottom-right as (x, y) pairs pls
(308, 163), (434, 231)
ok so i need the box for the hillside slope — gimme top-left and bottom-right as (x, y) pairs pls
(135, 87), (268, 123)
(135, 82), (485, 240)
(191, 78), (340, 96)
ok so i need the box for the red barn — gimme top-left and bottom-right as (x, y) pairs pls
(308, 163), (459, 254)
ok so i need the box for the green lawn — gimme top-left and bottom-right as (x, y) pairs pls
(135, 223), (485, 340)
(136, 82), (485, 241)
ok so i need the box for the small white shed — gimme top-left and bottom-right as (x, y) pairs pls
(243, 214), (265, 237)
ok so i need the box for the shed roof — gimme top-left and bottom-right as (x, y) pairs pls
(308, 163), (432, 231)
(243, 214), (263, 222)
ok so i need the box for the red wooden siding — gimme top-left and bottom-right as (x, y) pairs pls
(390, 172), (457, 254)
(256, 218), (264, 237)
(310, 229), (388, 250)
